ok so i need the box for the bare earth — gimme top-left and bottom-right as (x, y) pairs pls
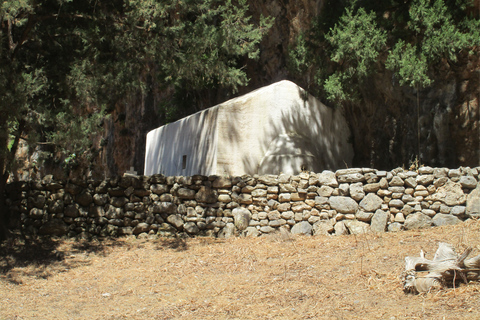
(1, 220), (479, 320)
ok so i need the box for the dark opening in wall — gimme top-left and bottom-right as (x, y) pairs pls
(182, 155), (187, 170)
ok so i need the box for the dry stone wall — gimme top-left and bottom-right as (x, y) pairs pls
(5, 167), (480, 239)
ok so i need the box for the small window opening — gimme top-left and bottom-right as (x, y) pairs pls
(182, 155), (187, 170)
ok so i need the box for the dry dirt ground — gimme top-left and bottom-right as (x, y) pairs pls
(1, 220), (480, 320)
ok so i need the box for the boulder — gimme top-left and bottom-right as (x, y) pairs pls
(359, 193), (383, 212)
(466, 185), (480, 218)
(312, 220), (334, 235)
(432, 213), (462, 226)
(344, 220), (370, 234)
(370, 209), (389, 232)
(291, 221), (313, 235)
(195, 186), (217, 203)
(426, 180), (466, 206)
(404, 213), (432, 230)
(167, 214), (184, 229)
(329, 196), (358, 214)
(233, 207), (251, 231)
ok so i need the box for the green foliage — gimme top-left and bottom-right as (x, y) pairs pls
(288, 0), (479, 101)
(0, 0), (272, 179)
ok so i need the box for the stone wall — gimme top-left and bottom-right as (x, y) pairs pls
(4, 167), (480, 239)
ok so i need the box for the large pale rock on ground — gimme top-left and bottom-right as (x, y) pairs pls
(291, 221), (313, 235)
(370, 209), (389, 232)
(432, 213), (462, 226)
(404, 213), (432, 230)
(466, 185), (480, 218)
(344, 220), (370, 234)
(233, 207), (251, 231)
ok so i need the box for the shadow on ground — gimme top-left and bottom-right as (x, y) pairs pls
(0, 233), (131, 285)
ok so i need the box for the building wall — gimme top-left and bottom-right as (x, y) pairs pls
(144, 107), (218, 176)
(145, 80), (353, 177)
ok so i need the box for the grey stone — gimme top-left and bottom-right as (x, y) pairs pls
(350, 183), (365, 201)
(151, 184), (168, 195)
(251, 189), (268, 197)
(258, 175), (278, 186)
(65, 204), (80, 218)
(233, 207), (251, 231)
(167, 214), (184, 229)
(195, 186), (217, 203)
(355, 210), (373, 222)
(344, 220), (370, 234)
(371, 209), (389, 232)
(184, 222), (200, 234)
(245, 226), (260, 237)
(212, 176), (232, 188)
(389, 176), (404, 186)
(359, 193), (383, 212)
(416, 175), (435, 185)
(317, 185), (334, 197)
(426, 180), (466, 206)
(460, 176), (478, 189)
(330, 196), (358, 214)
(451, 205), (466, 216)
(418, 166), (434, 174)
(177, 188), (196, 199)
(466, 185), (480, 218)
(404, 177), (417, 188)
(291, 221), (313, 235)
(363, 183), (380, 193)
(387, 222), (403, 232)
(337, 173), (365, 183)
(334, 221), (348, 235)
(76, 192), (93, 207)
(312, 220), (334, 235)
(218, 223), (235, 238)
(111, 197), (128, 208)
(93, 193), (109, 206)
(389, 199), (404, 208)
(432, 213), (462, 226)
(318, 171), (338, 187)
(421, 209), (436, 217)
(259, 226), (275, 234)
(404, 213), (432, 230)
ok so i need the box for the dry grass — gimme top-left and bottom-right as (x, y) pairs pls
(1, 220), (480, 320)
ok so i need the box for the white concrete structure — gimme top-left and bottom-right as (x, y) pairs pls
(145, 80), (353, 176)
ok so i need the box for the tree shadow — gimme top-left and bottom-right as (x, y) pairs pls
(155, 237), (189, 252)
(0, 235), (130, 285)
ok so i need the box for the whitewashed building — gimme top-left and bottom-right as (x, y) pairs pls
(144, 80), (353, 176)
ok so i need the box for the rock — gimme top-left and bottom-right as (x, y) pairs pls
(329, 196), (358, 214)
(334, 221), (348, 235)
(389, 176), (404, 186)
(151, 184), (169, 195)
(233, 207), (251, 231)
(238, 194), (253, 204)
(389, 199), (404, 208)
(76, 192), (93, 207)
(355, 210), (373, 222)
(177, 188), (196, 199)
(466, 185), (480, 218)
(426, 180), (466, 206)
(167, 214), (184, 229)
(312, 220), (334, 235)
(416, 175), (434, 185)
(184, 222), (200, 234)
(404, 213), (432, 230)
(213, 176), (232, 188)
(317, 185), (334, 197)
(359, 193), (383, 212)
(404, 177), (417, 188)
(258, 175), (278, 186)
(244, 226), (260, 237)
(337, 173), (365, 183)
(363, 183), (380, 193)
(371, 209), (389, 232)
(460, 176), (477, 189)
(133, 222), (150, 235)
(387, 222), (403, 232)
(195, 186), (217, 203)
(259, 226), (275, 234)
(318, 171), (338, 187)
(151, 202), (176, 214)
(432, 213), (462, 226)
(291, 221), (313, 235)
(350, 183), (365, 201)
(418, 166), (434, 174)
(65, 204), (80, 218)
(111, 197), (128, 208)
(344, 220), (370, 234)
(38, 219), (68, 236)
